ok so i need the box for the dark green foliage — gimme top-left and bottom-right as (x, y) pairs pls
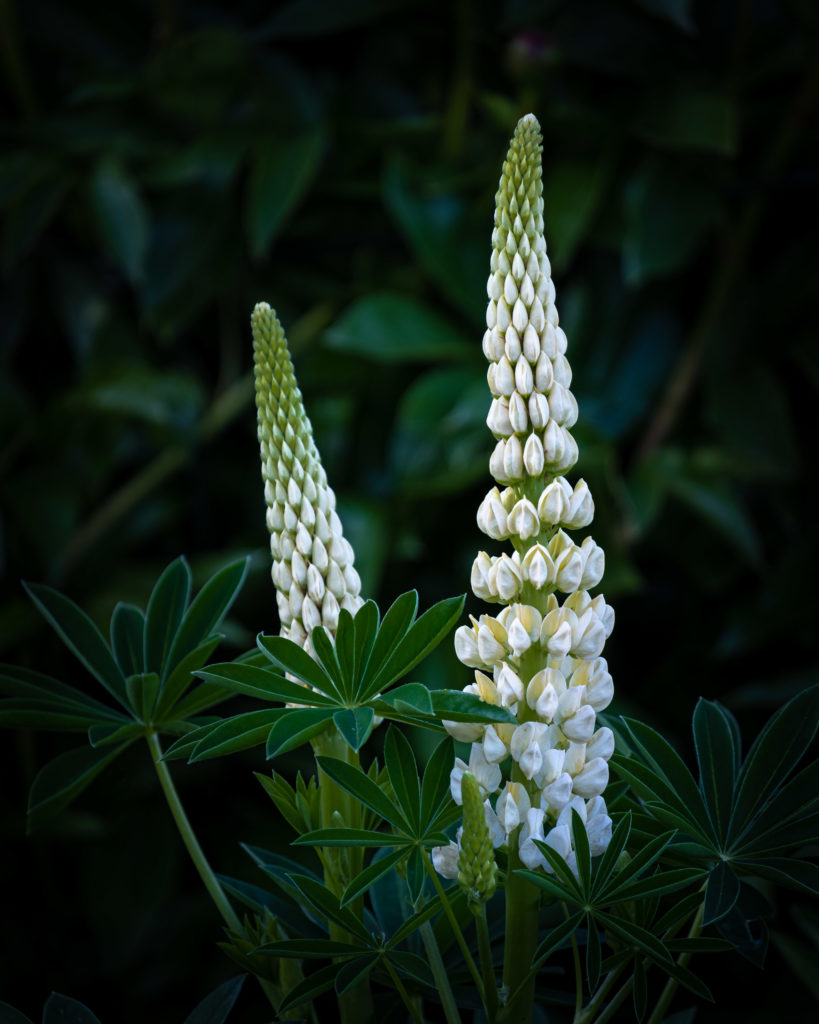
(612, 688), (819, 931)
(164, 591), (517, 762)
(0, 556), (248, 827)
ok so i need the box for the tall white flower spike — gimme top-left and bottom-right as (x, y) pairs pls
(434, 114), (614, 878)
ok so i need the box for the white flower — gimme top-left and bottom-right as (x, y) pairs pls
(431, 842), (460, 879)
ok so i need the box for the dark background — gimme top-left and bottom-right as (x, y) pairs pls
(1, 0), (818, 1020)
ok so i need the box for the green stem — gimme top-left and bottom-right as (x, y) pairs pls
(645, 901), (705, 1024)
(419, 920), (463, 1024)
(475, 905), (499, 1022)
(500, 800), (541, 1023)
(313, 727), (374, 1024)
(147, 731), (242, 933)
(422, 849), (486, 1003)
(574, 962), (629, 1024)
(384, 957), (425, 1024)
(588, 976), (633, 1024)
(569, 908), (584, 1017)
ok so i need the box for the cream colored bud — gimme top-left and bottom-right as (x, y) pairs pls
(471, 552), (496, 601)
(503, 435), (524, 480)
(477, 619), (508, 665)
(579, 538), (605, 590)
(321, 590), (340, 631)
(483, 327), (504, 362)
(541, 321), (557, 359)
(455, 623), (482, 668)
(344, 564), (361, 597)
(497, 296), (512, 332)
(512, 297), (528, 334)
(553, 353), (572, 387)
(496, 782), (531, 834)
(586, 727), (615, 762)
(547, 383), (573, 426)
(504, 325), (522, 362)
(301, 595), (321, 633)
(486, 299), (497, 329)
(523, 432), (545, 476)
(520, 274), (535, 307)
(291, 550), (308, 586)
(495, 356), (515, 396)
(572, 758), (609, 798)
(504, 273), (518, 305)
(554, 545), (584, 593)
(326, 560), (346, 599)
(477, 487), (510, 540)
(507, 616), (533, 658)
(307, 564), (325, 603)
(277, 590), (293, 626)
(283, 503), (298, 532)
(432, 842), (460, 879)
(515, 357), (534, 396)
(561, 705), (597, 742)
(489, 440), (507, 482)
(511, 251), (525, 282)
(522, 323), (540, 363)
(482, 725), (509, 764)
(526, 668), (562, 720)
(508, 497), (540, 540)
(315, 508), (332, 544)
(487, 397), (513, 436)
(521, 545), (553, 590)
(493, 554), (523, 602)
(541, 773), (573, 813)
(534, 352), (554, 392)
(564, 480), (594, 528)
(528, 391), (550, 429)
(572, 610), (606, 660)
(496, 664), (524, 709)
(555, 325), (568, 354)
(518, 808), (547, 869)
(509, 392), (528, 434)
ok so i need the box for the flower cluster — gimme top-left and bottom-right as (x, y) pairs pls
(433, 115), (614, 881)
(251, 302), (363, 649)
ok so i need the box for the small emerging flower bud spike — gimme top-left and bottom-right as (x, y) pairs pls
(457, 772), (498, 909)
(252, 303), (364, 653)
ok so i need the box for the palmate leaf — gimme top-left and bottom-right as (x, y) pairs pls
(23, 582), (129, 709)
(182, 975), (245, 1024)
(27, 741), (135, 830)
(144, 556), (192, 680)
(692, 699), (737, 837)
(727, 683), (819, 846)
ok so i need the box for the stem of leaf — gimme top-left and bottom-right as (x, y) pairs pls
(568, 906), (584, 1017)
(314, 727), (374, 1024)
(147, 731), (242, 932)
(419, 919), (463, 1024)
(588, 976), (633, 1024)
(146, 732), (280, 1012)
(384, 956), (425, 1024)
(574, 961), (629, 1024)
(475, 904), (499, 1023)
(645, 900), (705, 1024)
(421, 848), (486, 1004)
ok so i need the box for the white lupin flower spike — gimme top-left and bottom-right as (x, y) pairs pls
(438, 114), (616, 879)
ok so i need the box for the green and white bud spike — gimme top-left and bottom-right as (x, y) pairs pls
(457, 771), (498, 909)
(251, 302), (363, 650)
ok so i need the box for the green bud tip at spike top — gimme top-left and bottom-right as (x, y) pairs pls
(458, 772), (499, 909)
(251, 302), (363, 651)
(435, 113), (615, 881)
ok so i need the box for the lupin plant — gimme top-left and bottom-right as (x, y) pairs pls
(2, 114), (819, 1024)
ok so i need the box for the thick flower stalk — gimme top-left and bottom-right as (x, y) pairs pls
(435, 115), (615, 885)
(251, 302), (364, 649)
